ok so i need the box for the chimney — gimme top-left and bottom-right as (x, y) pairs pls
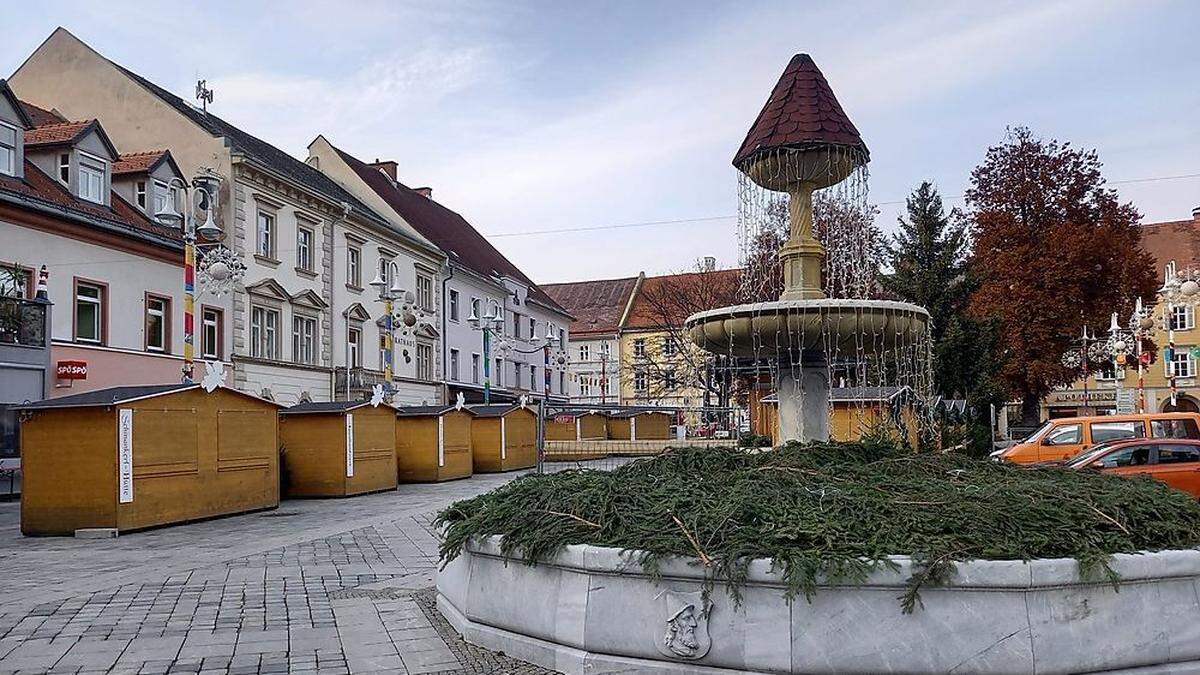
(413, 187), (433, 199)
(1193, 206), (1200, 223)
(369, 159), (398, 182)
(702, 256), (716, 272)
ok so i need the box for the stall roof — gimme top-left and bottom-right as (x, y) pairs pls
(281, 400), (381, 415)
(608, 409), (674, 419)
(395, 404), (468, 418)
(551, 408), (608, 418)
(468, 404), (531, 418)
(17, 383), (283, 410)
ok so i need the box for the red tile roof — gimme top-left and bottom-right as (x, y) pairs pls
(733, 54), (868, 169)
(18, 100), (66, 126)
(0, 160), (181, 246)
(624, 269), (742, 330)
(1141, 212), (1200, 273)
(543, 276), (639, 338)
(332, 144), (567, 315)
(23, 120), (95, 147)
(113, 150), (169, 175)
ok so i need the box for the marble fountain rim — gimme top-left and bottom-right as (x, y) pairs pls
(685, 298), (931, 328)
(456, 534), (1200, 589)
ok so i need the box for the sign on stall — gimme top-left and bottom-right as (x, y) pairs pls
(117, 408), (133, 503)
(345, 414), (355, 478)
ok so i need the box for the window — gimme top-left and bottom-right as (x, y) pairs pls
(152, 181), (171, 217)
(663, 336), (677, 357)
(448, 289), (459, 321)
(1097, 444), (1151, 468)
(470, 297), (481, 320)
(379, 332), (390, 370)
(663, 369), (678, 389)
(580, 345), (591, 361)
(529, 318), (537, 341)
(559, 371), (565, 394)
(530, 365), (538, 390)
(1043, 423), (1081, 446)
(1157, 443), (1200, 464)
(78, 153), (106, 204)
(472, 354), (480, 384)
(346, 246), (361, 288)
(634, 338), (646, 357)
(416, 343), (433, 380)
(250, 306), (279, 359)
(1095, 362), (1125, 381)
(347, 325), (361, 367)
(513, 361), (523, 387)
(296, 226), (314, 272)
(202, 307), (223, 359)
(134, 181), (147, 209)
(1170, 305), (1195, 332)
(450, 349), (460, 381)
(634, 370), (648, 394)
(378, 257), (393, 288)
(559, 328), (565, 348)
(512, 311), (522, 339)
(58, 153), (69, 184)
(1167, 348), (1196, 379)
(416, 273), (433, 311)
(292, 315), (317, 364)
(145, 294), (170, 353)
(1089, 421), (1144, 443)
(256, 211), (275, 258)
(74, 281), (105, 343)
(494, 358), (503, 386)
(0, 123), (15, 176)
(581, 376), (592, 397)
(1151, 418), (1200, 439)
(601, 341), (611, 357)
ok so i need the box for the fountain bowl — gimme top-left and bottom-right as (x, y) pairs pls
(686, 299), (930, 360)
(738, 145), (864, 193)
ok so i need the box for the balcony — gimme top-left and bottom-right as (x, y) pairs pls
(333, 366), (388, 399)
(0, 297), (47, 348)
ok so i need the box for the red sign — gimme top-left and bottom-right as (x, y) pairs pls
(553, 414), (575, 424)
(56, 360), (88, 380)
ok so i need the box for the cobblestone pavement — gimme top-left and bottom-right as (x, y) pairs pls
(0, 472), (556, 674)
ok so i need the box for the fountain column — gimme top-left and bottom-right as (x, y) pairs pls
(780, 183), (825, 302)
(777, 351), (829, 442)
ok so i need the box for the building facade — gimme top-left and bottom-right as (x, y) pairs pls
(1046, 207), (1200, 418)
(10, 28), (443, 405)
(542, 275), (641, 405)
(307, 139), (572, 404)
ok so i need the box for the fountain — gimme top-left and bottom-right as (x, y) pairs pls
(685, 54), (930, 443)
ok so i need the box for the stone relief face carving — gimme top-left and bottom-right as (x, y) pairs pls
(654, 590), (711, 660)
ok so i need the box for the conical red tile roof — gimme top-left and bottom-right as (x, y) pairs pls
(733, 54), (868, 169)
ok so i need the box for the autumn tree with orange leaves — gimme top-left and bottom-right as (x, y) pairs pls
(967, 127), (1157, 423)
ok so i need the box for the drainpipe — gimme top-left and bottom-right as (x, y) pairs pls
(441, 261), (454, 405)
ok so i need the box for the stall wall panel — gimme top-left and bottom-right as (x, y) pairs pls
(133, 409), (199, 478)
(20, 408), (118, 535)
(441, 412), (474, 479)
(280, 415), (345, 496)
(472, 410), (537, 472)
(349, 409), (397, 495)
(218, 409), (276, 470)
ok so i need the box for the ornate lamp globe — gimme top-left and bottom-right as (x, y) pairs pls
(1182, 279), (1200, 298)
(208, 260), (230, 282)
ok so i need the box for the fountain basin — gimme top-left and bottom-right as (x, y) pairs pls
(437, 536), (1200, 674)
(685, 299), (930, 360)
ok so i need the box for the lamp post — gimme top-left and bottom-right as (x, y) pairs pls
(468, 300), (504, 404)
(1158, 261), (1200, 408)
(369, 261), (425, 399)
(155, 171), (243, 383)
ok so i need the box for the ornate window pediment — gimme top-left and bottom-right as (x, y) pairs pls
(290, 288), (328, 311)
(244, 278), (290, 303)
(343, 302), (371, 322)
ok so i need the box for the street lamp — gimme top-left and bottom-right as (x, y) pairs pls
(369, 260), (428, 399)
(155, 171), (244, 383)
(1158, 261), (1200, 408)
(468, 300), (504, 404)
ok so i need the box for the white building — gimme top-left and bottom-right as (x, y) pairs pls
(10, 28), (444, 405)
(307, 140), (573, 404)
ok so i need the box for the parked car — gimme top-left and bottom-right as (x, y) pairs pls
(1063, 438), (1200, 498)
(991, 413), (1200, 464)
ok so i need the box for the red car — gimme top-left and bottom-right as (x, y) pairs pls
(1065, 438), (1200, 498)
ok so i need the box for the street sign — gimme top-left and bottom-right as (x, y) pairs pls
(1116, 389), (1136, 414)
(56, 360), (87, 379)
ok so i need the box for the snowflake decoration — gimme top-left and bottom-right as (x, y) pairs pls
(1061, 351), (1082, 369)
(196, 246), (246, 298)
(200, 360), (225, 393)
(518, 394), (529, 409)
(455, 392), (466, 411)
(369, 383), (385, 407)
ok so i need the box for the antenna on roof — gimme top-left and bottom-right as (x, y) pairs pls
(195, 79), (214, 114)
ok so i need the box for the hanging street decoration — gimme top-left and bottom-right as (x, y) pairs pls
(196, 246), (247, 299)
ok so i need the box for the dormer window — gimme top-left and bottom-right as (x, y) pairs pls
(78, 152), (106, 204)
(153, 180), (172, 216)
(0, 122), (16, 177)
(58, 153), (69, 184)
(135, 181), (147, 208)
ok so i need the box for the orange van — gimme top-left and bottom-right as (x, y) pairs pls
(993, 412), (1200, 464)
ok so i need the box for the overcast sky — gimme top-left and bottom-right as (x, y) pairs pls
(4, 1), (1197, 284)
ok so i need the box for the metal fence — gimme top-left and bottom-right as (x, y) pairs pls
(536, 404), (741, 473)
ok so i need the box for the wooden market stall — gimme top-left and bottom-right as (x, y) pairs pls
(18, 383), (280, 536)
(279, 401), (397, 498)
(757, 386), (919, 446)
(607, 410), (674, 441)
(545, 409), (608, 441)
(394, 405), (474, 482)
(468, 404), (538, 472)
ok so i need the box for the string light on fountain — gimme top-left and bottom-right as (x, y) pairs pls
(685, 53), (934, 445)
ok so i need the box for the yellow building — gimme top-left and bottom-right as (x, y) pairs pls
(1048, 210), (1200, 417)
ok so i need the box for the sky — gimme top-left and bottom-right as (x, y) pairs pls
(3, 1), (1198, 285)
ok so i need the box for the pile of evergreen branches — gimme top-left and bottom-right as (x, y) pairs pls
(435, 441), (1200, 611)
